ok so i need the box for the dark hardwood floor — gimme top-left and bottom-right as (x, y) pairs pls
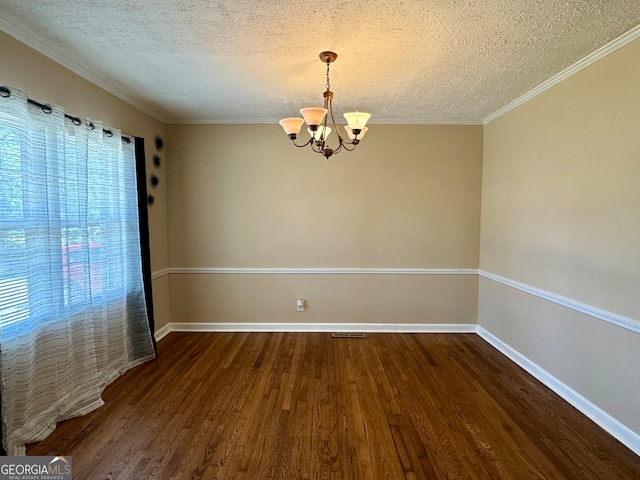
(27, 332), (640, 479)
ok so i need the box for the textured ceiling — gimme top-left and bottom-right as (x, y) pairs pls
(1, 1), (639, 124)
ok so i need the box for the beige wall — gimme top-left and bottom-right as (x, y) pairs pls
(0, 31), (171, 332)
(479, 37), (640, 433)
(166, 124), (483, 324)
(170, 273), (478, 325)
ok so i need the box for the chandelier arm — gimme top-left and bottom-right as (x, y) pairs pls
(321, 94), (345, 156)
(325, 57), (349, 149)
(291, 136), (314, 148)
(341, 137), (360, 146)
(321, 59), (341, 155)
(339, 141), (357, 152)
(328, 96), (343, 143)
(330, 137), (346, 155)
(321, 96), (330, 151)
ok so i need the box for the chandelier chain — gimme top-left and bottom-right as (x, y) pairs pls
(326, 60), (331, 91)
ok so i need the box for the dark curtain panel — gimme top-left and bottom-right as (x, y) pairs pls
(135, 137), (156, 353)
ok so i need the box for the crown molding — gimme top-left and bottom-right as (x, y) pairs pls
(482, 24), (640, 124)
(373, 119), (483, 125)
(164, 117), (283, 125)
(164, 117), (483, 126)
(6, 11), (636, 129)
(0, 17), (168, 123)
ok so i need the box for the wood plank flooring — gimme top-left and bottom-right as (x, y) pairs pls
(27, 332), (640, 479)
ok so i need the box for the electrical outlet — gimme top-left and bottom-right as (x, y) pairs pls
(296, 299), (305, 312)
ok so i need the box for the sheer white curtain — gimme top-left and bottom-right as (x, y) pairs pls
(0, 88), (155, 455)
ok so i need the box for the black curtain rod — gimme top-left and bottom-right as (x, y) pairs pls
(1, 86), (131, 143)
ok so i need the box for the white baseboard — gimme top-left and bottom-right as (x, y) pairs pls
(476, 326), (640, 457)
(162, 322), (477, 334)
(154, 323), (172, 342)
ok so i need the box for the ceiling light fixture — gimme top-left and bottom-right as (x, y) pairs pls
(279, 51), (371, 159)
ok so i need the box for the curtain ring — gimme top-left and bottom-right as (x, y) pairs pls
(104, 129), (113, 137)
(70, 116), (81, 126)
(41, 104), (53, 114)
(123, 137), (131, 144)
(0, 86), (10, 98)
(87, 121), (95, 130)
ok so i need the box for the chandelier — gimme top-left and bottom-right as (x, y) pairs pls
(279, 51), (371, 159)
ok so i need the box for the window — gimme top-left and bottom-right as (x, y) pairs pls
(0, 123), (28, 325)
(0, 112), (140, 330)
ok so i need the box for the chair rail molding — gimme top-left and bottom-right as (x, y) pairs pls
(479, 270), (640, 334)
(166, 267), (477, 275)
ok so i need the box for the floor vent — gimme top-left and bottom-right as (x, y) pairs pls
(331, 333), (367, 338)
